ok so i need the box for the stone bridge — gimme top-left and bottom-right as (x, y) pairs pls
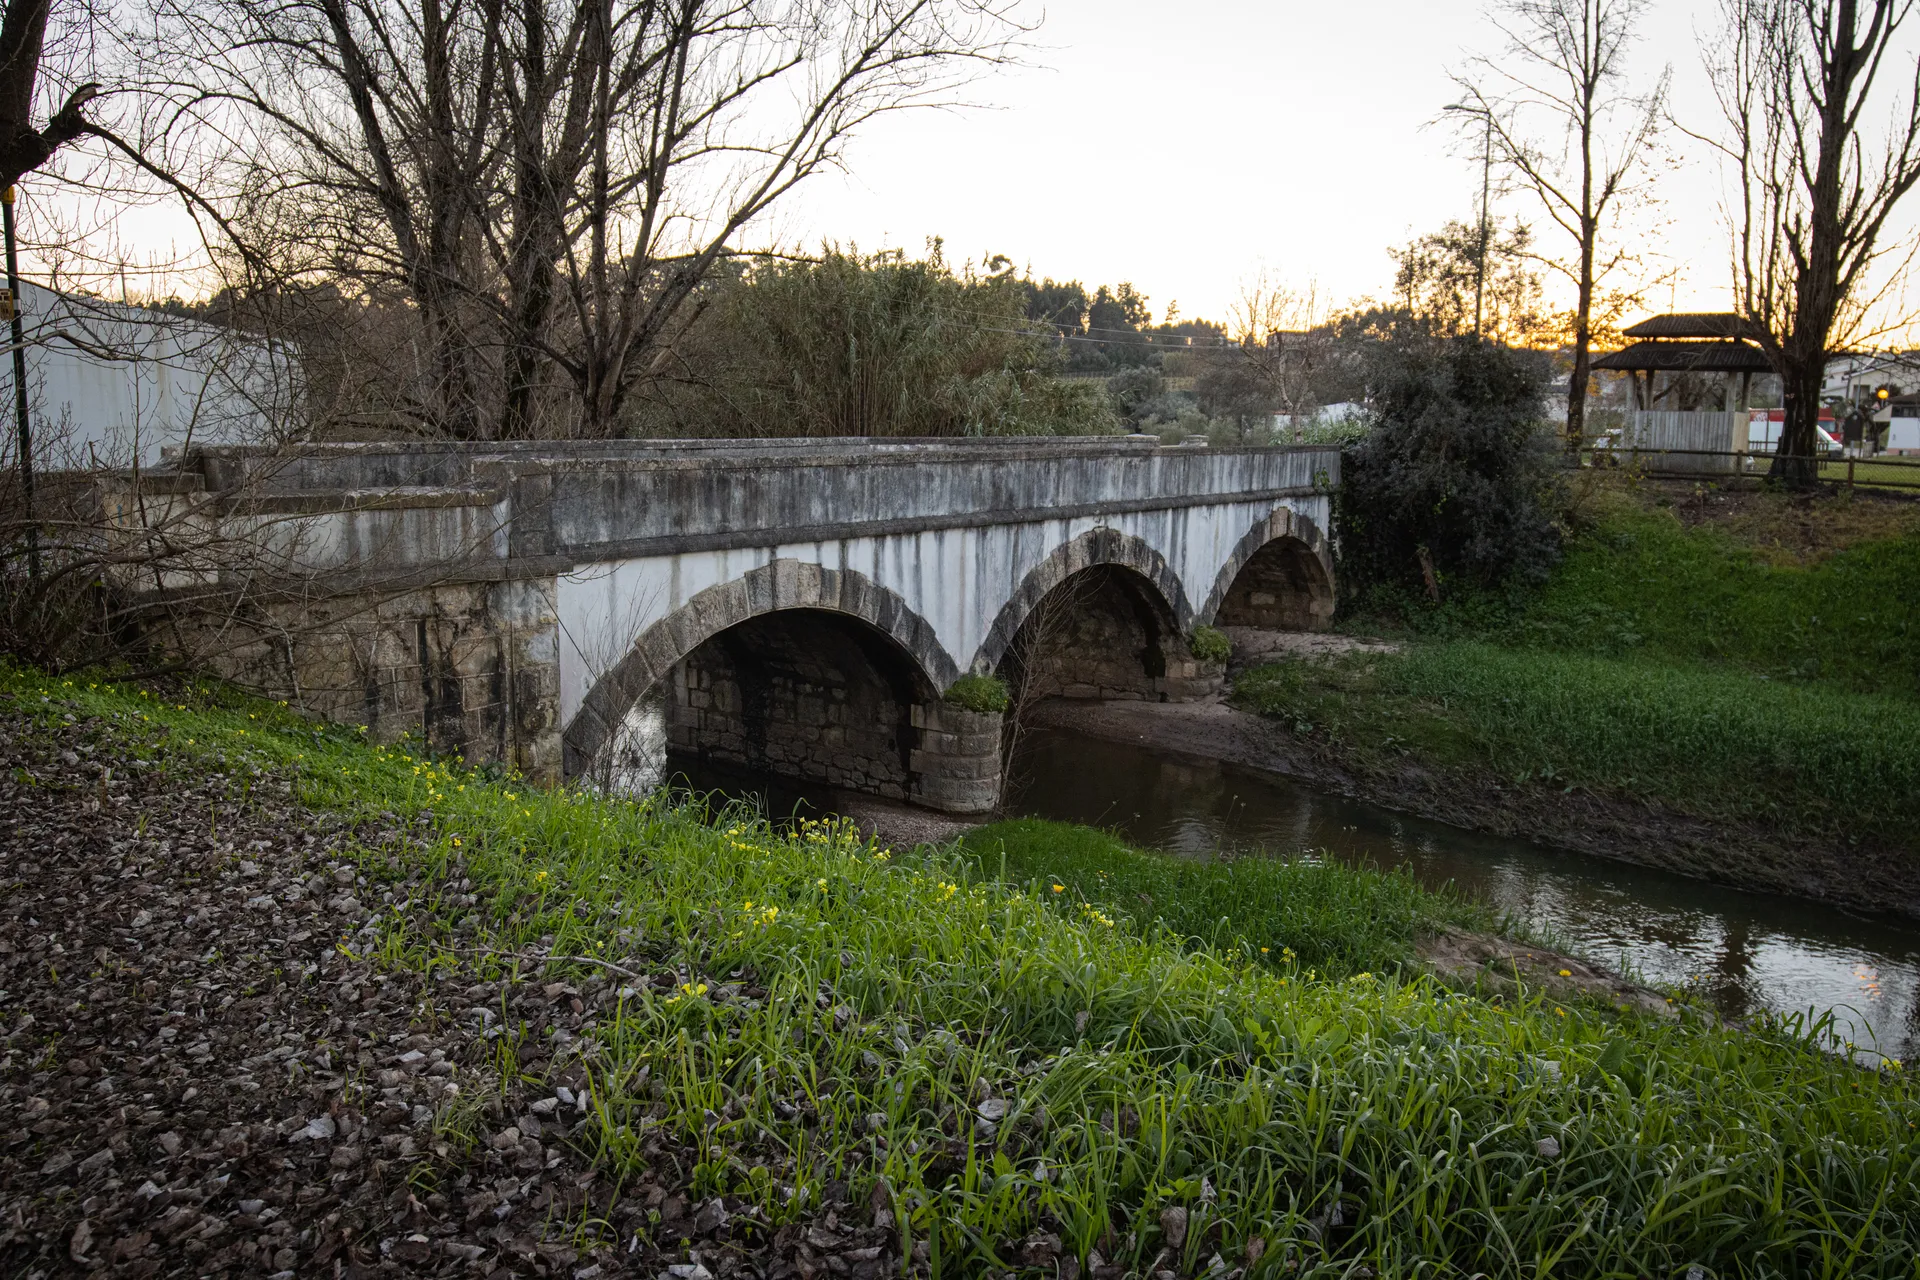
(157, 436), (1339, 813)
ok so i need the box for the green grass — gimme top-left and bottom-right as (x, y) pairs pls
(1234, 643), (1920, 840)
(9, 664), (1920, 1277)
(1820, 455), (1920, 492)
(958, 817), (1488, 978)
(1517, 504), (1920, 696)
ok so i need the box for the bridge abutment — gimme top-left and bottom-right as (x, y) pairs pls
(169, 577), (566, 782)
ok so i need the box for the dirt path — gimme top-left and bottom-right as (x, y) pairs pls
(1217, 627), (1398, 677)
(0, 709), (899, 1279)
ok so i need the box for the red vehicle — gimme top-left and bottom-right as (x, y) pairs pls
(1747, 409), (1842, 453)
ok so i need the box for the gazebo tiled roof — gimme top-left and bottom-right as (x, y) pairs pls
(1618, 313), (1760, 340)
(1591, 339), (1773, 374)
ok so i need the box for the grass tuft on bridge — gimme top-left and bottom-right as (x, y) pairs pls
(6, 662), (1918, 1276)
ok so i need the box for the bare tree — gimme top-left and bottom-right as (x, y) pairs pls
(1696, 0), (1920, 488)
(0, 0), (104, 188)
(1455, 0), (1668, 452)
(994, 571), (1096, 808)
(145, 0), (1025, 441)
(1227, 273), (1332, 442)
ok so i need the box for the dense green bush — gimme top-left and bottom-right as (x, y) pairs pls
(626, 246), (1117, 438)
(942, 672), (1009, 713)
(1188, 624), (1231, 663)
(1336, 337), (1563, 602)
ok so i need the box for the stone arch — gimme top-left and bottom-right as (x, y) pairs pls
(1200, 506), (1336, 632)
(974, 525), (1194, 676)
(563, 558), (959, 777)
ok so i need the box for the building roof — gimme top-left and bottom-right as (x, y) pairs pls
(1590, 339), (1773, 374)
(1619, 313), (1758, 340)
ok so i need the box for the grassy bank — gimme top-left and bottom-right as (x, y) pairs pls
(958, 817), (1489, 977)
(1518, 497), (1920, 695)
(1240, 485), (1920, 848)
(7, 663), (1918, 1276)
(1235, 641), (1920, 841)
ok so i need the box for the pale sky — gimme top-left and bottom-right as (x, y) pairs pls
(772, 0), (1738, 326)
(60, 0), (1920, 330)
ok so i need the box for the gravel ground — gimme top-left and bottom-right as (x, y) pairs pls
(0, 704), (907, 1280)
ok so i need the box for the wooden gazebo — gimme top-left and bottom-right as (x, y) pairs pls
(1592, 313), (1771, 409)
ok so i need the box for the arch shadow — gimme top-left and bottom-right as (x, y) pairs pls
(1199, 506), (1336, 631)
(972, 526), (1194, 675)
(563, 558), (960, 777)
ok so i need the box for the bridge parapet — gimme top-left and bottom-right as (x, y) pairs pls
(158, 436), (1337, 578)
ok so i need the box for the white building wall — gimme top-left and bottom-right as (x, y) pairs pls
(7, 282), (291, 468)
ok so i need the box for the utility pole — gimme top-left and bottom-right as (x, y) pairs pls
(1444, 103), (1495, 339)
(2, 186), (37, 579)
(1474, 111), (1491, 340)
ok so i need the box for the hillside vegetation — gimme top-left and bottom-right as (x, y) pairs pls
(4, 664), (1917, 1277)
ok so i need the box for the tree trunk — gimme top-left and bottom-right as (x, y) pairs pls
(1566, 322), (1592, 455)
(1772, 358), (1825, 490)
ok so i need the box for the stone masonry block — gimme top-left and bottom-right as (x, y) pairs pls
(912, 775), (1000, 815)
(909, 749), (999, 781)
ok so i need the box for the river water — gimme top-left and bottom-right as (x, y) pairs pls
(655, 719), (1920, 1061)
(1005, 727), (1920, 1061)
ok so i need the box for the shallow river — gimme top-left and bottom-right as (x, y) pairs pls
(1006, 727), (1920, 1061)
(658, 720), (1920, 1061)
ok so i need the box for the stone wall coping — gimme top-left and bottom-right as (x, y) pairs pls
(183, 436), (1339, 466)
(209, 484), (507, 515)
(132, 481), (1330, 599)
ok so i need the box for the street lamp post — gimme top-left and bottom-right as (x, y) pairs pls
(1444, 103), (1495, 340)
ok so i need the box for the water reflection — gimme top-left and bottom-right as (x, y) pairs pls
(1008, 727), (1920, 1060)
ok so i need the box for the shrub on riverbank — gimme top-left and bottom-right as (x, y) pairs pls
(6, 664), (1918, 1277)
(1234, 642), (1920, 840)
(1336, 337), (1563, 600)
(958, 817), (1486, 976)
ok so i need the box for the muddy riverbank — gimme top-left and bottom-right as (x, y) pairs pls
(1028, 697), (1920, 921)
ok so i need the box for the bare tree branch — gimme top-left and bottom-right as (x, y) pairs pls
(1704, 0), (1920, 487)
(1454, 0), (1669, 451)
